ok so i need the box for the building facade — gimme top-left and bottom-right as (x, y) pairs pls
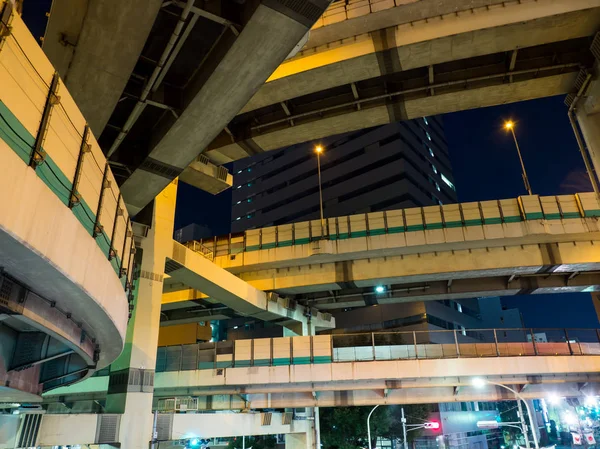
(231, 118), (457, 233)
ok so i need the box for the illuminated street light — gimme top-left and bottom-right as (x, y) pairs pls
(503, 120), (533, 196)
(375, 285), (385, 294)
(314, 145), (325, 238)
(472, 378), (539, 449)
(547, 394), (563, 405)
(585, 396), (598, 407)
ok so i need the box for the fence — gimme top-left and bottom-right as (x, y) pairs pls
(153, 328), (600, 372)
(0, 2), (134, 289)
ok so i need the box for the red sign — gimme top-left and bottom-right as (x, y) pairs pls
(585, 433), (596, 445)
(573, 433), (582, 445)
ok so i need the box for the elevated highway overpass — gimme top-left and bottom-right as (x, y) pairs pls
(162, 193), (600, 321)
(204, 0), (600, 163)
(0, 2), (135, 401)
(44, 328), (600, 410)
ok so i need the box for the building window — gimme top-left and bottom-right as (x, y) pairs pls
(431, 164), (438, 174)
(423, 117), (429, 126)
(236, 200), (241, 205)
(429, 147), (434, 157)
(237, 170), (242, 174)
(237, 185), (242, 189)
(426, 131), (432, 141)
(235, 217), (241, 221)
(247, 181), (253, 187)
(247, 212), (255, 219)
(436, 182), (441, 192)
(457, 303), (463, 313)
(247, 198), (252, 203)
(247, 167), (252, 172)
(441, 173), (456, 191)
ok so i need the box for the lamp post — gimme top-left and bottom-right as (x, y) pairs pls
(367, 404), (380, 449)
(315, 145), (325, 238)
(504, 121), (533, 196)
(472, 378), (539, 449)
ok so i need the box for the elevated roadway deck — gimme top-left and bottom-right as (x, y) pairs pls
(163, 193), (600, 317)
(205, 0), (600, 163)
(44, 328), (600, 409)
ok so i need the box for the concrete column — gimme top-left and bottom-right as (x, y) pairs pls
(286, 433), (309, 449)
(283, 321), (315, 337)
(104, 180), (177, 449)
(576, 77), (600, 183)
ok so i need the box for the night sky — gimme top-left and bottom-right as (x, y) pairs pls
(21, 5), (598, 329)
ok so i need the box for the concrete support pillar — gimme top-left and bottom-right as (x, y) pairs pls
(104, 180), (177, 449)
(576, 76), (600, 186)
(286, 433), (309, 449)
(283, 320), (315, 337)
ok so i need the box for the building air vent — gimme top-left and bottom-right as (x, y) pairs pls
(564, 93), (575, 108)
(574, 69), (588, 92)
(591, 32), (600, 61)
(217, 165), (229, 181)
(286, 299), (297, 311)
(261, 412), (272, 426)
(282, 412), (293, 425)
(96, 414), (121, 444)
(198, 154), (210, 165)
(267, 292), (279, 302)
(156, 413), (174, 440)
(17, 414), (42, 448)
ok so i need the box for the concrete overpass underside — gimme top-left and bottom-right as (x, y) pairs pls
(204, 0), (600, 163)
(43, 0), (333, 214)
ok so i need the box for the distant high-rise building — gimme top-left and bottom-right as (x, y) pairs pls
(231, 118), (457, 233)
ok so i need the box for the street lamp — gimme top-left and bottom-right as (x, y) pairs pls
(504, 121), (533, 196)
(472, 378), (539, 449)
(367, 404), (380, 449)
(315, 145), (325, 238)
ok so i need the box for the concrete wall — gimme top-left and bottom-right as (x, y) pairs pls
(0, 415), (19, 449)
(172, 413), (308, 439)
(36, 413), (99, 447)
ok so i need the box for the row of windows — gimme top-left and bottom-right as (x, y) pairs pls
(438, 299), (480, 319)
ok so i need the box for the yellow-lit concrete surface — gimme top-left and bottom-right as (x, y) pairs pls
(158, 323), (211, 346)
(248, 0), (600, 111)
(166, 241), (335, 332)
(206, 73), (578, 164)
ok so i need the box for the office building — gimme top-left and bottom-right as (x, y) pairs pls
(231, 118), (457, 233)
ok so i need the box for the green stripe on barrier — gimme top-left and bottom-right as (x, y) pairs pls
(483, 217), (502, 225)
(313, 356), (332, 364)
(525, 212), (544, 220)
(504, 216), (522, 223)
(387, 226), (404, 234)
(235, 360), (251, 367)
(406, 224), (424, 232)
(273, 358), (291, 366)
(337, 233), (349, 240)
(425, 223), (443, 230)
(464, 219), (483, 226)
(292, 356), (311, 365)
(544, 213), (561, 220)
(254, 359), (270, 366)
(295, 238), (310, 245)
(329, 235), (338, 240)
(351, 230), (367, 237)
(445, 221), (463, 228)
(199, 362), (214, 370)
(368, 229), (386, 236)
(262, 242), (276, 250)
(563, 212), (581, 219)
(278, 241), (293, 247)
(37, 161), (72, 206)
(0, 101), (35, 163)
(584, 209), (600, 217)
(216, 361), (233, 369)
(246, 245), (260, 252)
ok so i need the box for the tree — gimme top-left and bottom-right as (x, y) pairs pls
(320, 405), (432, 449)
